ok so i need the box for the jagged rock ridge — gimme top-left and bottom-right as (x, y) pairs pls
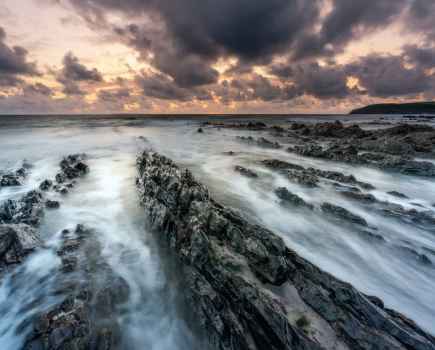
(136, 150), (435, 350)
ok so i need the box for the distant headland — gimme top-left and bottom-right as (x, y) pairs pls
(350, 101), (435, 114)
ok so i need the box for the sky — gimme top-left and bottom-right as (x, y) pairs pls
(0, 0), (434, 114)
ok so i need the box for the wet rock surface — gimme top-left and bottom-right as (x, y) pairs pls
(237, 136), (282, 149)
(0, 224), (41, 275)
(321, 202), (368, 227)
(275, 187), (313, 209)
(136, 151), (435, 350)
(234, 165), (258, 178)
(23, 225), (129, 350)
(0, 154), (89, 280)
(0, 191), (45, 227)
(0, 163), (29, 188)
(285, 122), (435, 177)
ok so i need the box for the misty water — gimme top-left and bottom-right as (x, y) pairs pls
(0, 115), (434, 348)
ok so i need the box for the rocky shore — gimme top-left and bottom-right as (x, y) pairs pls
(136, 150), (435, 350)
(216, 120), (435, 177)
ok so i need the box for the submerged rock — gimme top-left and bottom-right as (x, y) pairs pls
(0, 190), (44, 227)
(237, 136), (282, 149)
(24, 224), (129, 350)
(387, 191), (409, 199)
(0, 164), (29, 187)
(0, 224), (41, 272)
(261, 159), (304, 171)
(39, 179), (53, 191)
(45, 200), (60, 209)
(339, 190), (377, 203)
(321, 202), (368, 227)
(275, 187), (313, 209)
(287, 169), (319, 187)
(56, 154), (89, 184)
(136, 151), (435, 350)
(234, 165), (258, 178)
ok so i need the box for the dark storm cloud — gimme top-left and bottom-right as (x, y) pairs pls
(57, 52), (103, 95)
(23, 83), (53, 96)
(135, 72), (212, 101)
(0, 27), (38, 86)
(292, 0), (408, 59)
(293, 63), (350, 99)
(404, 45), (435, 69)
(405, 0), (435, 41)
(58, 0), (435, 105)
(268, 61), (350, 99)
(347, 54), (431, 98)
(113, 23), (219, 88)
(98, 88), (130, 102)
(61, 52), (102, 82)
(68, 0), (321, 60)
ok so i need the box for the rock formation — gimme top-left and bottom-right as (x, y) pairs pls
(136, 150), (435, 350)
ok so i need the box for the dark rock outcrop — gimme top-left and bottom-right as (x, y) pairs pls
(321, 202), (368, 227)
(261, 159), (304, 171)
(234, 165), (258, 178)
(45, 200), (60, 209)
(136, 151), (435, 350)
(275, 187), (313, 209)
(287, 169), (319, 187)
(23, 224), (129, 350)
(387, 191), (409, 199)
(290, 141), (435, 177)
(0, 224), (41, 274)
(39, 180), (53, 191)
(55, 154), (89, 184)
(0, 190), (44, 227)
(237, 136), (282, 149)
(0, 164), (29, 187)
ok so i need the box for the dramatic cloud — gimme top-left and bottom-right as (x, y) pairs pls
(347, 54), (432, 98)
(1, 0), (435, 113)
(0, 26), (38, 86)
(404, 45), (435, 69)
(23, 83), (53, 96)
(405, 0), (435, 41)
(57, 52), (103, 95)
(69, 0), (321, 60)
(292, 0), (407, 59)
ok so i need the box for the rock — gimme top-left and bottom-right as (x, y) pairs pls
(309, 168), (375, 190)
(46, 200), (60, 209)
(0, 190), (44, 227)
(287, 169), (319, 187)
(55, 173), (67, 184)
(387, 159), (435, 177)
(0, 165), (28, 187)
(24, 224), (128, 350)
(321, 202), (368, 226)
(39, 179), (53, 191)
(380, 202), (435, 226)
(261, 159), (304, 171)
(396, 245), (432, 265)
(0, 224), (41, 271)
(387, 191), (409, 199)
(223, 151), (236, 156)
(59, 154), (89, 181)
(237, 136), (281, 149)
(136, 151), (435, 350)
(291, 143), (325, 158)
(275, 187), (313, 209)
(234, 165), (258, 178)
(340, 191), (377, 203)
